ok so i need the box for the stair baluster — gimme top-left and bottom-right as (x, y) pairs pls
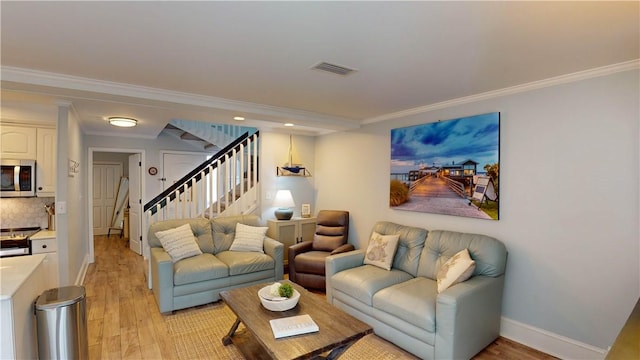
(144, 131), (260, 224)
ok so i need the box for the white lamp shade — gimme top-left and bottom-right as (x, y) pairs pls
(273, 190), (295, 208)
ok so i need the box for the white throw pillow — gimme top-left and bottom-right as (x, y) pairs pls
(363, 232), (400, 270)
(437, 248), (476, 293)
(229, 222), (267, 253)
(155, 223), (203, 263)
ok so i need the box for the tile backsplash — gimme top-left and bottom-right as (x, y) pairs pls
(0, 197), (55, 229)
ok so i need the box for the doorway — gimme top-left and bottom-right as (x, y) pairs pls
(92, 162), (123, 235)
(88, 148), (145, 264)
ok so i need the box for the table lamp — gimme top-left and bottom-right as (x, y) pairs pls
(273, 190), (295, 220)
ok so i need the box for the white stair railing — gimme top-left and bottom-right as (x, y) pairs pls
(144, 132), (260, 225)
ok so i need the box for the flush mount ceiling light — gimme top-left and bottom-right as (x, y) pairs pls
(108, 117), (137, 127)
(233, 116), (245, 121)
(284, 123), (294, 127)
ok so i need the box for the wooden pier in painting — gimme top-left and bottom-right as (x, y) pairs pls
(410, 176), (461, 198)
(396, 176), (491, 219)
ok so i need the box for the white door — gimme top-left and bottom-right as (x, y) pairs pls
(92, 163), (123, 235)
(128, 154), (142, 255)
(162, 153), (207, 218)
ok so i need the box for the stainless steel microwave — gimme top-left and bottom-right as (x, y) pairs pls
(0, 159), (36, 197)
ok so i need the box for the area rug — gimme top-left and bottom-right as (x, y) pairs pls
(165, 301), (417, 359)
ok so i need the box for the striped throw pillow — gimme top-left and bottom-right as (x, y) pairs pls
(229, 222), (267, 253)
(155, 223), (203, 262)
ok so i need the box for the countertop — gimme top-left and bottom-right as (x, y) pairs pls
(0, 254), (46, 299)
(31, 230), (56, 240)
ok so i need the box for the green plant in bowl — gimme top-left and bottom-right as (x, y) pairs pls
(278, 283), (294, 298)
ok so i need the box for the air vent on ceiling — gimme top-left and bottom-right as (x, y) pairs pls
(311, 61), (357, 76)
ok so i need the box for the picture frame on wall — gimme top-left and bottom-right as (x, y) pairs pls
(390, 112), (500, 220)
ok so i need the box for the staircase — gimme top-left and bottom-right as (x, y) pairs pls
(162, 119), (257, 152)
(144, 131), (260, 224)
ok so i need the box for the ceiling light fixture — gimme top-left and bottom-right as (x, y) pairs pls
(233, 116), (245, 121)
(108, 117), (137, 127)
(284, 123), (294, 127)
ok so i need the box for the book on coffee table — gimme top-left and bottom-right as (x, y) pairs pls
(269, 314), (319, 339)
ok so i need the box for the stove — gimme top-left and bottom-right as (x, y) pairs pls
(0, 226), (40, 257)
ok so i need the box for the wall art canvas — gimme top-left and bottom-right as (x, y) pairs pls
(390, 112), (500, 220)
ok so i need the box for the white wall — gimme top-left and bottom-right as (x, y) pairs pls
(56, 103), (87, 286)
(84, 133), (208, 200)
(314, 70), (639, 355)
(259, 132), (316, 222)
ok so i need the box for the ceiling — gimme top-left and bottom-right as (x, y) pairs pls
(1, 1), (638, 137)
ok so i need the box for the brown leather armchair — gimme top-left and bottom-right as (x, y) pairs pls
(288, 210), (353, 291)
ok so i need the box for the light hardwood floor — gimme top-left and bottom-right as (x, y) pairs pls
(85, 234), (556, 359)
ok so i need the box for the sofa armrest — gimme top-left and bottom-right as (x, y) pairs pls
(325, 249), (366, 303)
(435, 275), (506, 360)
(289, 241), (313, 260)
(263, 236), (284, 281)
(330, 243), (355, 255)
(150, 247), (175, 314)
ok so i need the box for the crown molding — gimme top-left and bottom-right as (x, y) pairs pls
(0, 66), (360, 130)
(363, 59), (640, 124)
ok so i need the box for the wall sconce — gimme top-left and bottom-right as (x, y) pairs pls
(273, 190), (295, 220)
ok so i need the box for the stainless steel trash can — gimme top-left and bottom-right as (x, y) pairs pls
(35, 286), (88, 360)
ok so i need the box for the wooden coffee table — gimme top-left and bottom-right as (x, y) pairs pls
(220, 280), (373, 359)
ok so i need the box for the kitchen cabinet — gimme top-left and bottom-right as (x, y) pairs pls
(36, 127), (56, 196)
(31, 231), (58, 288)
(0, 124), (56, 197)
(0, 125), (37, 159)
(0, 254), (46, 360)
(267, 217), (316, 267)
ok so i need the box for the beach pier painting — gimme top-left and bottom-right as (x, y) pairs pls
(390, 112), (500, 220)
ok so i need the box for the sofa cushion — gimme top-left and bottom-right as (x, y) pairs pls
(211, 215), (261, 254)
(229, 223), (267, 253)
(216, 250), (275, 276)
(311, 210), (349, 251)
(293, 251), (331, 275)
(417, 230), (507, 279)
(331, 265), (413, 306)
(371, 221), (427, 276)
(173, 253), (228, 286)
(437, 248), (476, 293)
(373, 277), (437, 333)
(155, 223), (203, 262)
(148, 218), (214, 253)
(363, 232), (399, 270)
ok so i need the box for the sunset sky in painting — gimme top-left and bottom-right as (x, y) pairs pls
(390, 112), (499, 174)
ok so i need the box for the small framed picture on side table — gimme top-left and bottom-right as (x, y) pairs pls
(301, 204), (311, 218)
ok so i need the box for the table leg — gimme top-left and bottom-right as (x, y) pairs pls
(222, 317), (242, 346)
(323, 341), (357, 360)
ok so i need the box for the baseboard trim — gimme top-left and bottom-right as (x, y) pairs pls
(76, 254), (90, 286)
(500, 317), (608, 359)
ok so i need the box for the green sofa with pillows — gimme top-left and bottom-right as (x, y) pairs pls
(148, 214), (284, 314)
(326, 221), (507, 360)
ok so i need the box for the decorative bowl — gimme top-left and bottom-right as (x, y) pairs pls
(258, 285), (300, 311)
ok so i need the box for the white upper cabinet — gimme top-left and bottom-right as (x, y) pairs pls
(36, 128), (56, 196)
(0, 125), (37, 159)
(1, 124), (56, 197)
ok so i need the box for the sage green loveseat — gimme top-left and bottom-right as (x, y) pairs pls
(149, 215), (284, 313)
(326, 221), (507, 360)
